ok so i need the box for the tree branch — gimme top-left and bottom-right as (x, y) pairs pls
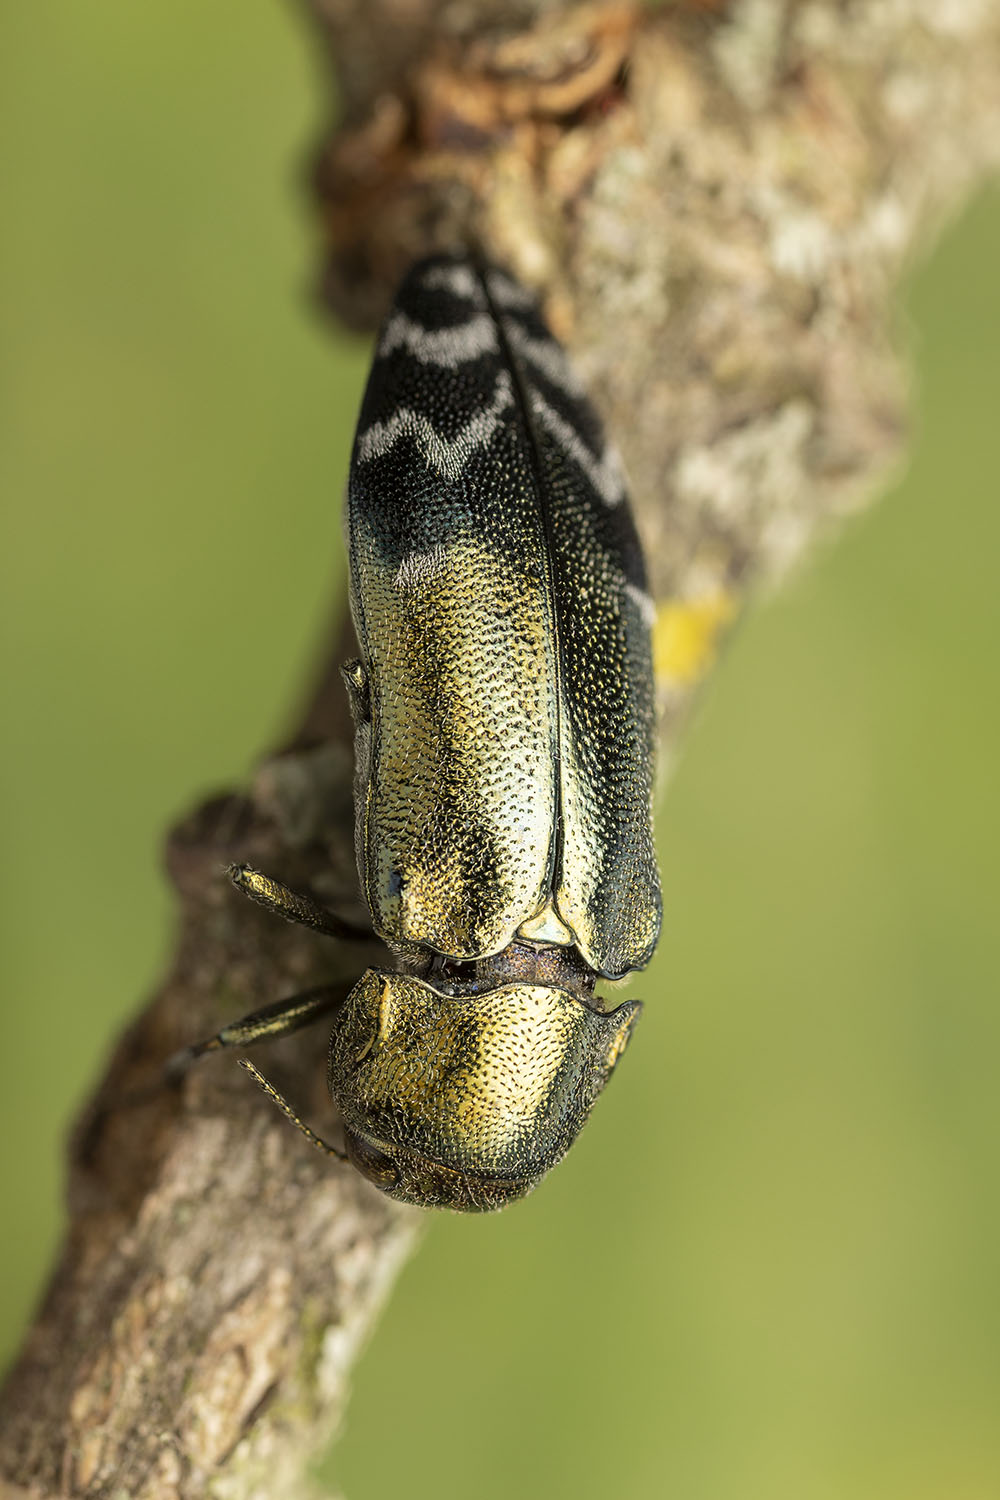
(2, 1), (999, 1495)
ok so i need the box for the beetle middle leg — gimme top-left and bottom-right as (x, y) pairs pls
(228, 863), (376, 944)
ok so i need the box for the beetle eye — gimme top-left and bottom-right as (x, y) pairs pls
(342, 1128), (399, 1190)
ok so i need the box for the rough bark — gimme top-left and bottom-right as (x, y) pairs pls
(2, 1), (999, 1496)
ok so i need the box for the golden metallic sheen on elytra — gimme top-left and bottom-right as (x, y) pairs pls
(348, 258), (661, 979)
(352, 531), (558, 961)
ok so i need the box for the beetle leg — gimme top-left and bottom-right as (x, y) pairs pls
(239, 1059), (349, 1162)
(228, 862), (377, 944)
(165, 982), (349, 1079)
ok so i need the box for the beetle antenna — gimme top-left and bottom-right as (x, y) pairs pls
(239, 1059), (350, 1163)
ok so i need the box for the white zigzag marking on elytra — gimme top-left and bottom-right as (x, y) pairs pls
(625, 581), (657, 629)
(379, 310), (499, 368)
(487, 269), (535, 311)
(505, 321), (584, 398)
(530, 390), (626, 507)
(394, 544), (449, 593)
(419, 263), (483, 302)
(356, 371), (514, 478)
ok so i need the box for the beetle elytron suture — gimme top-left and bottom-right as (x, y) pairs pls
(180, 255), (661, 1211)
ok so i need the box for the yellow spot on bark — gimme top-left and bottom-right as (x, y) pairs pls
(653, 592), (737, 687)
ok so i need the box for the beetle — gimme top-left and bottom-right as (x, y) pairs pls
(179, 255), (661, 1211)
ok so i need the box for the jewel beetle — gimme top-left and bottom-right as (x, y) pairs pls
(180, 255), (662, 1211)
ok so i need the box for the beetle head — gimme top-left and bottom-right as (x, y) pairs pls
(328, 970), (640, 1211)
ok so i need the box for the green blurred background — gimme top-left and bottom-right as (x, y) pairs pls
(2, 7), (998, 1498)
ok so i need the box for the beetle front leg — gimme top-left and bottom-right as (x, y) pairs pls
(165, 982), (350, 1079)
